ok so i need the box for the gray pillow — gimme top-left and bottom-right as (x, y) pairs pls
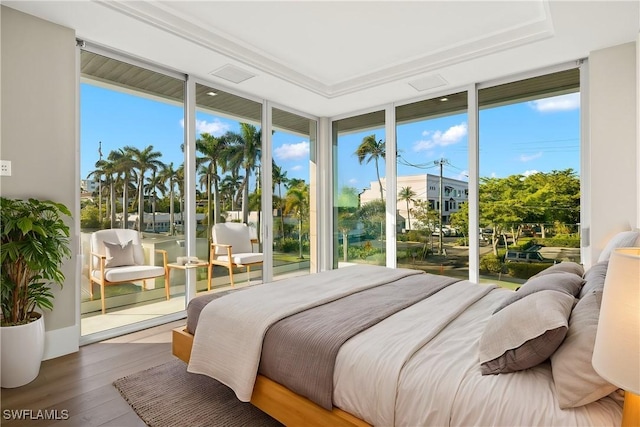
(479, 290), (574, 375)
(103, 240), (135, 268)
(493, 272), (584, 314)
(578, 260), (608, 299)
(550, 290), (617, 408)
(530, 261), (584, 279)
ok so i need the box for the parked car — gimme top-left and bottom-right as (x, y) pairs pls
(504, 250), (553, 263)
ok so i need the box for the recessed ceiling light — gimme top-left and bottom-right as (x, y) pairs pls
(440, 97), (448, 102)
(206, 91), (217, 96)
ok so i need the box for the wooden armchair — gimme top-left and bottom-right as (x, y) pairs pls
(208, 223), (263, 288)
(89, 229), (168, 314)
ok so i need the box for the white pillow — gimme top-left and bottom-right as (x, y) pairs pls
(597, 230), (640, 262)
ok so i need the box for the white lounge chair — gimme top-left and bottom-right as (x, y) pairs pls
(208, 223), (263, 288)
(89, 229), (168, 314)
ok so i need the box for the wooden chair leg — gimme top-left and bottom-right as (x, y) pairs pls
(165, 273), (170, 300)
(142, 280), (146, 291)
(208, 264), (212, 291)
(89, 279), (94, 299)
(247, 265), (251, 285)
(100, 282), (106, 314)
(228, 262), (235, 287)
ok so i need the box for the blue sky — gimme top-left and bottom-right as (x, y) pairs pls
(81, 83), (580, 194)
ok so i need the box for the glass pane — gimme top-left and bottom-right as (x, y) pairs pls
(478, 68), (581, 288)
(395, 92), (469, 279)
(272, 108), (317, 280)
(333, 110), (386, 268)
(195, 83), (263, 291)
(80, 51), (185, 334)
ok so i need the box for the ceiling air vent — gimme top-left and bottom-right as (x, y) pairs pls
(209, 64), (256, 84)
(408, 74), (448, 92)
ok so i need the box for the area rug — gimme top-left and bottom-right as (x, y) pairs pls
(113, 358), (283, 427)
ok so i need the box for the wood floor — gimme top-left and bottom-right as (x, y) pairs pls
(1, 320), (185, 427)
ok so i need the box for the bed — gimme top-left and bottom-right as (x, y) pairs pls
(172, 262), (624, 426)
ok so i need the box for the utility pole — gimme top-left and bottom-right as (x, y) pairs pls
(98, 141), (102, 225)
(434, 158), (448, 255)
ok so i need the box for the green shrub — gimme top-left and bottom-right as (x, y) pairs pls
(504, 262), (553, 279)
(479, 254), (502, 273)
(80, 205), (100, 229)
(536, 235), (579, 248)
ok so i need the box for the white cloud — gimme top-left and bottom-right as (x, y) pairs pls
(523, 169), (540, 177)
(291, 165), (303, 171)
(348, 178), (358, 185)
(520, 152), (543, 162)
(414, 123), (467, 152)
(490, 172), (498, 178)
(274, 141), (310, 160)
(528, 93), (580, 113)
(179, 118), (230, 137)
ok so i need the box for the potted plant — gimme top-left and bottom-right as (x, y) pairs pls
(0, 197), (71, 388)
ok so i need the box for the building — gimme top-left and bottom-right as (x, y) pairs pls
(360, 174), (468, 229)
(1, 2), (637, 367)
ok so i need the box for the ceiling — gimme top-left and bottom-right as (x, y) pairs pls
(4, 1), (639, 117)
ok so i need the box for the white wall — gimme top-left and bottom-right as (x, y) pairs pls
(1, 6), (79, 359)
(588, 42), (638, 263)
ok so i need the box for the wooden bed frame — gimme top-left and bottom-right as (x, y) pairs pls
(172, 327), (370, 427)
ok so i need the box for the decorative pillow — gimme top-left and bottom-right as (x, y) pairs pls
(493, 272), (584, 314)
(597, 230), (640, 262)
(479, 290), (574, 375)
(531, 261), (584, 279)
(550, 290), (617, 408)
(103, 240), (135, 268)
(578, 260), (608, 299)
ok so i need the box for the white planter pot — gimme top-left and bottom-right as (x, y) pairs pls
(1, 314), (45, 388)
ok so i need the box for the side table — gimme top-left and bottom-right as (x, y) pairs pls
(166, 260), (211, 297)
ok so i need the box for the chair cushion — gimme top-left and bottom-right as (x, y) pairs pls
(212, 223), (253, 254)
(217, 253), (263, 266)
(92, 265), (165, 283)
(103, 240), (135, 268)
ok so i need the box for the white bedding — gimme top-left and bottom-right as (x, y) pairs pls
(188, 266), (623, 426)
(333, 280), (623, 427)
(187, 264), (422, 402)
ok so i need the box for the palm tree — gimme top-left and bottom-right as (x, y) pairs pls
(196, 133), (227, 234)
(356, 135), (386, 200)
(284, 182), (309, 259)
(124, 145), (164, 232)
(107, 148), (135, 229)
(224, 124), (261, 224)
(159, 162), (180, 235)
(146, 170), (166, 232)
(219, 173), (243, 217)
(272, 162), (289, 238)
(398, 186), (416, 230)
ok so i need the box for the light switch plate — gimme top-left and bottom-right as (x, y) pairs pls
(0, 160), (11, 176)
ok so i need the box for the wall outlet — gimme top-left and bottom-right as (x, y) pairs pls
(1, 160), (12, 176)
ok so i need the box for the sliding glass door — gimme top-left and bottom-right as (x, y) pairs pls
(478, 68), (581, 287)
(395, 92), (469, 278)
(271, 108), (317, 279)
(333, 110), (386, 268)
(80, 49), (186, 335)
